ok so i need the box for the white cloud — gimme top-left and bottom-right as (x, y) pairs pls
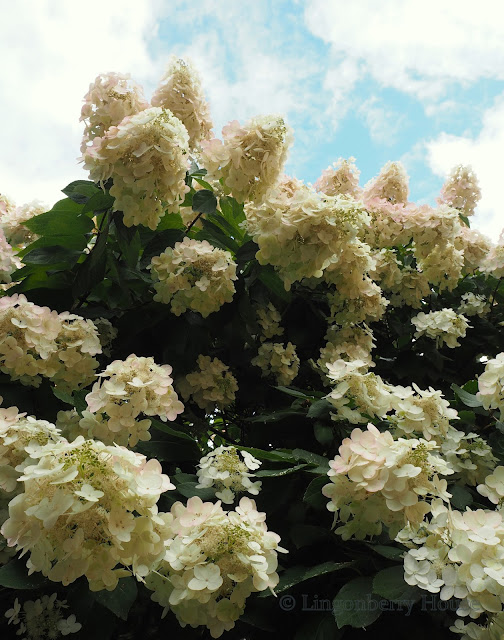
(358, 97), (405, 145)
(305, 0), (504, 101)
(426, 94), (504, 238)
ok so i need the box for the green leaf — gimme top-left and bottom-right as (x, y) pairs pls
(52, 387), (74, 406)
(192, 189), (217, 214)
(366, 544), (405, 561)
(150, 418), (196, 442)
(258, 266), (291, 302)
(136, 438), (200, 462)
(275, 386), (313, 399)
(62, 180), (100, 204)
(93, 576), (137, 621)
(308, 399), (332, 419)
(23, 246), (81, 266)
(175, 481), (216, 500)
(72, 225), (109, 300)
(290, 524), (330, 549)
(294, 614), (342, 640)
(239, 446), (296, 463)
(451, 383), (483, 408)
(18, 234), (89, 255)
(113, 214), (141, 268)
(372, 566), (421, 603)
(236, 240), (258, 264)
(25, 200), (93, 237)
(262, 561), (352, 596)
(449, 484), (473, 510)
(246, 409), (304, 423)
(156, 212), (185, 231)
(292, 449), (329, 472)
(333, 577), (382, 629)
(256, 463), (308, 477)
(314, 422), (333, 446)
(304, 476), (329, 510)
(141, 229), (185, 267)
(0, 558), (48, 589)
(81, 191), (114, 214)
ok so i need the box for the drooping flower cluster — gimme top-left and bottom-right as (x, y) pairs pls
(314, 157), (361, 197)
(411, 308), (470, 348)
(80, 72), (149, 152)
(1, 437), (174, 591)
(322, 423), (452, 540)
(316, 324), (375, 383)
(255, 302), (284, 341)
(245, 176), (370, 290)
(252, 341), (300, 386)
(5, 593), (81, 639)
(400, 499), (504, 621)
(458, 292), (490, 317)
(477, 353), (504, 419)
(82, 354), (184, 447)
(83, 107), (189, 230)
(145, 496), (287, 638)
(150, 237), (237, 317)
(0, 408), (61, 494)
(201, 115), (293, 204)
(178, 355), (238, 413)
(151, 56), (213, 150)
(196, 446), (262, 503)
(0, 295), (101, 389)
(438, 165), (481, 218)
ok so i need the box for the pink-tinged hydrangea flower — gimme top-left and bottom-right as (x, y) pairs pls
(178, 355), (238, 412)
(152, 56), (213, 150)
(252, 341), (299, 386)
(83, 107), (189, 230)
(196, 446), (262, 504)
(323, 423), (453, 540)
(201, 115), (293, 204)
(438, 165), (481, 218)
(80, 71), (149, 152)
(0, 228), (19, 284)
(1, 437), (174, 591)
(0, 200), (45, 248)
(82, 354), (184, 447)
(314, 157), (361, 198)
(411, 308), (470, 348)
(362, 161), (409, 205)
(150, 237), (237, 317)
(145, 496), (286, 638)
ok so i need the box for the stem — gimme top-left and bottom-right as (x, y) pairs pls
(208, 424), (239, 445)
(489, 277), (502, 317)
(186, 211), (204, 234)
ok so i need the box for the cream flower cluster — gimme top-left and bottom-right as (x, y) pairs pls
(322, 423), (452, 540)
(145, 496), (287, 638)
(150, 237), (237, 317)
(438, 165), (481, 218)
(439, 427), (496, 487)
(458, 292), (490, 317)
(454, 226), (492, 273)
(313, 157), (361, 197)
(196, 446), (262, 503)
(400, 500), (504, 620)
(201, 115), (293, 204)
(0, 200), (45, 247)
(362, 161), (409, 205)
(477, 353), (504, 419)
(317, 324), (375, 383)
(1, 437), (174, 591)
(0, 295), (101, 389)
(0, 228), (18, 284)
(411, 308), (470, 348)
(178, 355), (238, 413)
(80, 71), (149, 152)
(245, 176), (370, 290)
(451, 612), (504, 640)
(83, 354), (184, 447)
(151, 56), (213, 150)
(252, 341), (300, 386)
(5, 593), (81, 639)
(370, 249), (430, 309)
(0, 409), (61, 494)
(255, 302), (283, 341)
(480, 231), (504, 279)
(83, 107), (189, 230)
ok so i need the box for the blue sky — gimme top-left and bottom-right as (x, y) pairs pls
(2, 0), (504, 237)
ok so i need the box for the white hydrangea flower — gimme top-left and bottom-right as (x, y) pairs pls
(83, 107), (190, 230)
(477, 353), (504, 419)
(1, 437), (175, 591)
(478, 466), (504, 506)
(201, 115), (293, 204)
(458, 292), (490, 317)
(0, 200), (45, 248)
(83, 354), (184, 447)
(80, 71), (149, 152)
(152, 56), (213, 149)
(411, 308), (470, 348)
(145, 496), (287, 638)
(480, 230), (504, 279)
(454, 226), (492, 273)
(438, 165), (481, 218)
(314, 157), (361, 198)
(255, 302), (283, 341)
(150, 237), (237, 317)
(178, 355), (238, 412)
(323, 423), (454, 540)
(362, 161), (409, 205)
(316, 324), (375, 384)
(196, 446), (262, 503)
(4, 593), (82, 639)
(439, 427), (496, 486)
(252, 341), (299, 386)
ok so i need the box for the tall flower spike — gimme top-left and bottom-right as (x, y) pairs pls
(83, 107), (190, 230)
(363, 160), (409, 205)
(437, 165), (481, 217)
(152, 56), (213, 150)
(201, 114), (293, 204)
